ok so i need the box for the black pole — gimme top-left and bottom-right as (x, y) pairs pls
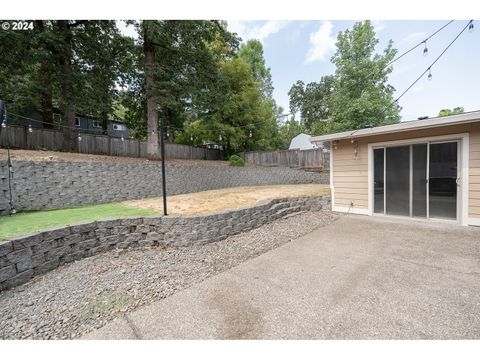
(159, 116), (168, 216)
(1, 105), (15, 215)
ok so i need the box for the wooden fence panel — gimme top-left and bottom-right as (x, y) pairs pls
(0, 125), (26, 149)
(1, 124), (222, 161)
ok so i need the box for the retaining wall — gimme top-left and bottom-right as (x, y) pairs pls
(0, 160), (328, 214)
(0, 195), (331, 291)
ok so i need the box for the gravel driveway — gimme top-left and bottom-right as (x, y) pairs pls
(0, 211), (337, 340)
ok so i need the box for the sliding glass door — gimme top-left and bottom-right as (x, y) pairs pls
(373, 141), (459, 221)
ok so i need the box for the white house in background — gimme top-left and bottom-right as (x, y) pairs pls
(289, 133), (318, 150)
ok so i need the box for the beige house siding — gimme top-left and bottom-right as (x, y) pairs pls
(331, 121), (480, 220)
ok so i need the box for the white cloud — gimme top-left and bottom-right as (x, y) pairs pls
(399, 31), (426, 45)
(227, 20), (290, 43)
(304, 21), (336, 64)
(372, 20), (386, 33)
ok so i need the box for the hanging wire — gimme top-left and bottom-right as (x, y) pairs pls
(394, 20), (473, 104)
(386, 20), (454, 66)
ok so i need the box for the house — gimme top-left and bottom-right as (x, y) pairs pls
(310, 111), (480, 226)
(20, 109), (130, 138)
(289, 133), (318, 150)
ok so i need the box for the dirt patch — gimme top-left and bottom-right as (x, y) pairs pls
(0, 149), (228, 166)
(122, 184), (330, 215)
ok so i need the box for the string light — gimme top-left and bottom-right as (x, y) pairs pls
(469, 22), (474, 32)
(10, 208), (16, 214)
(427, 68), (432, 81)
(1, 119), (6, 128)
(249, 130), (252, 138)
(219, 134), (222, 141)
(78, 134), (82, 141)
(28, 124), (33, 133)
(151, 130), (155, 135)
(121, 135), (125, 141)
(190, 135), (193, 142)
(423, 41), (428, 56)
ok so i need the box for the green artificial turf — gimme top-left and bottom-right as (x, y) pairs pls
(0, 203), (158, 240)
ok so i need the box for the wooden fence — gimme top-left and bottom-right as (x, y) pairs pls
(0, 124), (223, 160)
(241, 148), (329, 170)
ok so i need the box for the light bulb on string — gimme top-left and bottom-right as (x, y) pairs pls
(28, 124), (33, 133)
(121, 135), (125, 141)
(469, 22), (474, 32)
(190, 135), (193, 142)
(1, 119), (6, 128)
(423, 41), (428, 56)
(249, 130), (252, 138)
(219, 134), (222, 142)
(427, 68), (432, 81)
(78, 134), (82, 142)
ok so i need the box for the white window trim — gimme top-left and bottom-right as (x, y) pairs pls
(366, 132), (470, 226)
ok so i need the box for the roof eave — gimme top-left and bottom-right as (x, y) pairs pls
(310, 111), (480, 143)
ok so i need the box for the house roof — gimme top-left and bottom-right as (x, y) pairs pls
(310, 110), (480, 143)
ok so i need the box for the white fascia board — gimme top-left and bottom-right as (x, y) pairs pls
(310, 111), (480, 143)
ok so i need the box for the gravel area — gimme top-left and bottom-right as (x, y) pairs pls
(0, 211), (337, 340)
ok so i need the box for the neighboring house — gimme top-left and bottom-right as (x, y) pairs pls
(289, 133), (317, 150)
(310, 111), (480, 227)
(21, 109), (129, 138)
(289, 133), (330, 152)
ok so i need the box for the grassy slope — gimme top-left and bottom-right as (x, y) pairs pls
(0, 203), (157, 240)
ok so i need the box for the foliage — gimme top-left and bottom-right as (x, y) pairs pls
(238, 40), (274, 99)
(330, 21), (400, 132)
(288, 76), (334, 129)
(228, 154), (245, 167)
(438, 107), (464, 117)
(276, 118), (306, 150)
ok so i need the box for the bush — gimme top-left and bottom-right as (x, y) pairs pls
(229, 154), (245, 167)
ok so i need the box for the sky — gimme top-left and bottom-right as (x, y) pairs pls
(118, 20), (480, 123)
(227, 20), (480, 122)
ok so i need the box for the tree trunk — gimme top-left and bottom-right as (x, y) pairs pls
(143, 22), (160, 160)
(57, 20), (77, 152)
(35, 21), (54, 128)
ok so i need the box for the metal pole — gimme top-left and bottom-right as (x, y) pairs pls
(2, 106), (15, 214)
(159, 116), (168, 216)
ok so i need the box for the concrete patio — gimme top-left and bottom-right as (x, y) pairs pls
(83, 214), (480, 340)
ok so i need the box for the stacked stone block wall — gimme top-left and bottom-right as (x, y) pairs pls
(0, 195), (331, 291)
(0, 160), (328, 214)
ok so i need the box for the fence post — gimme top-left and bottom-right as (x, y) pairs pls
(108, 136), (111, 156)
(23, 125), (28, 150)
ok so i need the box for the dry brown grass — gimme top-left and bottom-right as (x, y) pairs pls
(122, 184), (330, 216)
(0, 149), (228, 165)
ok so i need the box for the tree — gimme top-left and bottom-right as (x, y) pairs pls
(0, 21), (133, 149)
(123, 20), (240, 159)
(288, 75), (334, 129)
(238, 40), (274, 99)
(330, 20), (400, 132)
(276, 117), (306, 150)
(439, 107), (464, 117)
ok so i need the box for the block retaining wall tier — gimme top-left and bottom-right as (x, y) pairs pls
(0, 195), (331, 291)
(0, 160), (329, 214)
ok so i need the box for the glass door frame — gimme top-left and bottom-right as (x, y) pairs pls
(367, 133), (468, 225)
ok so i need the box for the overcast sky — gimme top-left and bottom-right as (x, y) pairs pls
(119, 20), (480, 122)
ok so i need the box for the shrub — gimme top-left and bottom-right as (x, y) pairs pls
(229, 154), (245, 167)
